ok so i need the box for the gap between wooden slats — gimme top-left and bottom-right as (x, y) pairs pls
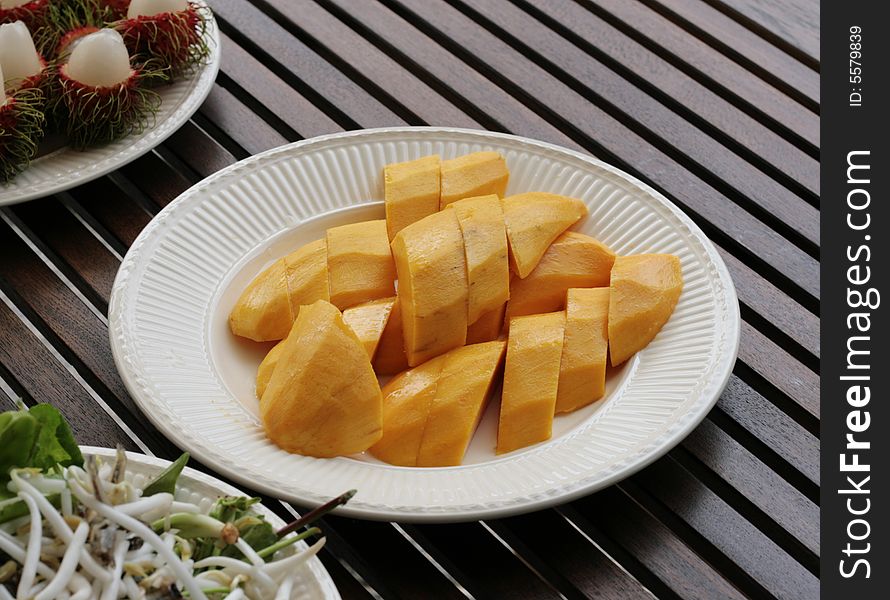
(642, 0), (818, 108)
(702, 0), (819, 67)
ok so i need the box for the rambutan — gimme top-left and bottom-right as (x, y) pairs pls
(1, 62), (46, 182)
(0, 0), (50, 35)
(56, 27), (164, 148)
(0, 20), (46, 90)
(117, 0), (210, 76)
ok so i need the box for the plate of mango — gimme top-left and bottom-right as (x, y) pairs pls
(110, 127), (740, 521)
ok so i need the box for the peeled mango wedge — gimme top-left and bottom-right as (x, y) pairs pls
(260, 300), (383, 457)
(608, 254), (683, 366)
(505, 232), (615, 325)
(391, 209), (469, 366)
(503, 192), (588, 278)
(416, 341), (506, 467)
(229, 258), (294, 342)
(372, 297), (410, 375)
(497, 311), (566, 454)
(255, 340), (285, 400)
(285, 238), (329, 315)
(466, 302), (506, 344)
(342, 297), (396, 360)
(556, 288), (609, 413)
(384, 155), (441, 240)
(452, 194), (510, 325)
(369, 354), (447, 467)
(440, 151), (509, 209)
(326, 219), (396, 310)
(229, 239), (328, 342)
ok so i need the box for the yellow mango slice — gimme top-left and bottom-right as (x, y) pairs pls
(417, 341), (507, 467)
(372, 297), (410, 375)
(384, 155), (441, 240)
(466, 302), (506, 344)
(326, 219), (396, 310)
(369, 354), (448, 466)
(556, 288), (609, 413)
(260, 300), (382, 457)
(256, 340), (285, 400)
(285, 238), (329, 315)
(503, 192), (588, 278)
(391, 209), (469, 366)
(229, 258), (294, 342)
(440, 151), (509, 209)
(608, 254), (683, 366)
(497, 311), (565, 454)
(452, 194), (510, 324)
(342, 297), (396, 360)
(505, 232), (615, 324)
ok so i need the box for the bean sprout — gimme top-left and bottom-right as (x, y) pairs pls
(17, 492), (41, 599)
(33, 520), (88, 600)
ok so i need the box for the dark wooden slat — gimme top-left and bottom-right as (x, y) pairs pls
(565, 487), (748, 600)
(364, 0), (821, 300)
(164, 121), (240, 177)
(479, 0), (820, 215)
(211, 0), (408, 128)
(218, 32), (343, 139)
(12, 198), (120, 308)
(588, 0), (818, 149)
(718, 248), (818, 357)
(709, 0), (819, 63)
(199, 84), (290, 155)
(738, 320), (818, 418)
(716, 375), (819, 486)
(414, 522), (562, 599)
(119, 152), (192, 210)
(259, 0), (481, 130)
(648, 0), (818, 105)
(70, 176), (158, 247)
(497, 511), (655, 599)
(314, 552), (377, 600)
(0, 296), (138, 451)
(325, 518), (468, 600)
(632, 459), (819, 599)
(681, 420), (818, 555)
(0, 216), (174, 450)
(320, 0), (587, 152)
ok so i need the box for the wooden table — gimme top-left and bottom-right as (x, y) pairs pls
(0, 1), (819, 598)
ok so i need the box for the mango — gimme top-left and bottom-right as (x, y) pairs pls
(556, 288), (609, 413)
(466, 302), (506, 344)
(391, 209), (469, 366)
(497, 311), (565, 454)
(505, 232), (615, 324)
(503, 192), (588, 278)
(608, 254), (683, 366)
(229, 258), (294, 342)
(384, 155), (441, 240)
(440, 151), (509, 209)
(256, 340), (285, 400)
(372, 297), (410, 375)
(285, 238), (329, 315)
(260, 300), (382, 457)
(369, 354), (447, 466)
(342, 297), (396, 360)
(416, 341), (507, 467)
(326, 220), (396, 310)
(452, 194), (510, 324)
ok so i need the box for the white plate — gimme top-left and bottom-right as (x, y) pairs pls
(0, 9), (221, 206)
(84, 446), (340, 600)
(109, 127), (740, 522)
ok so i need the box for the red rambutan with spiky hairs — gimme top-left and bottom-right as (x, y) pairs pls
(117, 1), (209, 76)
(0, 0), (50, 34)
(0, 85), (46, 181)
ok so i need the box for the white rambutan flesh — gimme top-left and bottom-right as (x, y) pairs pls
(127, 0), (188, 19)
(0, 1), (35, 9)
(0, 21), (42, 89)
(65, 28), (133, 88)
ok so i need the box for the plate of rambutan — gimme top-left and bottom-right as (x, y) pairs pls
(0, 0), (219, 205)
